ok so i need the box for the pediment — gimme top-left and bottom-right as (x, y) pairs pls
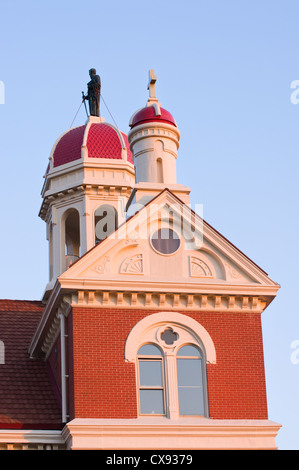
(59, 190), (279, 297)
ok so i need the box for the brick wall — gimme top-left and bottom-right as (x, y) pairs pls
(69, 307), (268, 420)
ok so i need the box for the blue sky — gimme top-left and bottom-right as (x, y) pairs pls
(0, 0), (298, 449)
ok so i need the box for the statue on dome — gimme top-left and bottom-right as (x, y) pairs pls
(83, 68), (101, 117)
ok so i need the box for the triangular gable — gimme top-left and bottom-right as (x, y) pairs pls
(59, 189), (279, 299)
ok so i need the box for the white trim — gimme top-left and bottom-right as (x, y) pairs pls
(128, 121), (180, 148)
(124, 311), (216, 365)
(0, 430), (65, 447)
(149, 227), (182, 257)
(59, 311), (67, 423)
(62, 418), (281, 450)
(129, 107), (143, 127)
(0, 418), (281, 450)
(60, 279), (278, 297)
(126, 312), (213, 420)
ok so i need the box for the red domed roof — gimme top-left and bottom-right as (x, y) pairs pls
(52, 122), (133, 168)
(130, 104), (177, 129)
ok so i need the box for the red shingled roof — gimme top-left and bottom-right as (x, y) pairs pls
(53, 123), (133, 167)
(0, 300), (62, 430)
(130, 105), (177, 129)
(53, 125), (85, 168)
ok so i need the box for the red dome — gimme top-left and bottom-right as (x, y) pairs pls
(130, 105), (177, 129)
(53, 122), (133, 168)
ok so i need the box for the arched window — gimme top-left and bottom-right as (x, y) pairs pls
(94, 205), (118, 244)
(154, 140), (164, 183)
(156, 158), (163, 183)
(64, 209), (80, 269)
(125, 312), (216, 419)
(137, 344), (165, 415)
(176, 345), (205, 416)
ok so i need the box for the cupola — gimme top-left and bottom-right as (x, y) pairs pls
(40, 115), (135, 298)
(127, 70), (190, 211)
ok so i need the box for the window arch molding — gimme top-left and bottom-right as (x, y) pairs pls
(125, 312), (216, 365)
(125, 312), (216, 419)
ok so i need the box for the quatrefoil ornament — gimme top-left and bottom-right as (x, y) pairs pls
(160, 327), (179, 346)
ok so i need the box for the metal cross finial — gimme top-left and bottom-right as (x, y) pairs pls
(147, 69), (157, 99)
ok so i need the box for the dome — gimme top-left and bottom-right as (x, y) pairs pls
(129, 103), (177, 129)
(52, 121), (133, 168)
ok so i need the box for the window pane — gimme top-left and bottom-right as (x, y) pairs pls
(177, 345), (201, 357)
(151, 228), (180, 254)
(178, 387), (204, 416)
(140, 390), (165, 415)
(177, 359), (203, 387)
(177, 356), (205, 416)
(139, 360), (163, 387)
(138, 344), (162, 356)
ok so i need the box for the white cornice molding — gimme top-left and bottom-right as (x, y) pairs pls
(62, 418), (281, 450)
(39, 183), (134, 221)
(59, 278), (279, 299)
(128, 121), (181, 149)
(63, 288), (273, 313)
(47, 157), (134, 179)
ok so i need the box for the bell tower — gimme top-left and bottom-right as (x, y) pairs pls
(127, 70), (191, 212)
(39, 115), (135, 299)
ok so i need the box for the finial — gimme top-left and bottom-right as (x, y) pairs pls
(147, 70), (158, 103)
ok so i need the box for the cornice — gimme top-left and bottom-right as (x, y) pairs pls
(39, 183), (134, 221)
(65, 289), (271, 314)
(128, 121), (181, 149)
(58, 277), (280, 298)
(62, 418), (281, 450)
(46, 158), (135, 181)
(32, 281), (277, 361)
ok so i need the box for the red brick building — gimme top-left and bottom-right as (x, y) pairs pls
(0, 71), (281, 450)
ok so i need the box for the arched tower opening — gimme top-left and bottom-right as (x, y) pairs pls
(64, 209), (80, 269)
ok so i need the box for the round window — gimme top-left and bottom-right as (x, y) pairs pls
(151, 228), (180, 255)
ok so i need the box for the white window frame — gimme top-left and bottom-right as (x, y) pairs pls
(125, 312), (216, 419)
(137, 345), (166, 416)
(176, 344), (206, 417)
